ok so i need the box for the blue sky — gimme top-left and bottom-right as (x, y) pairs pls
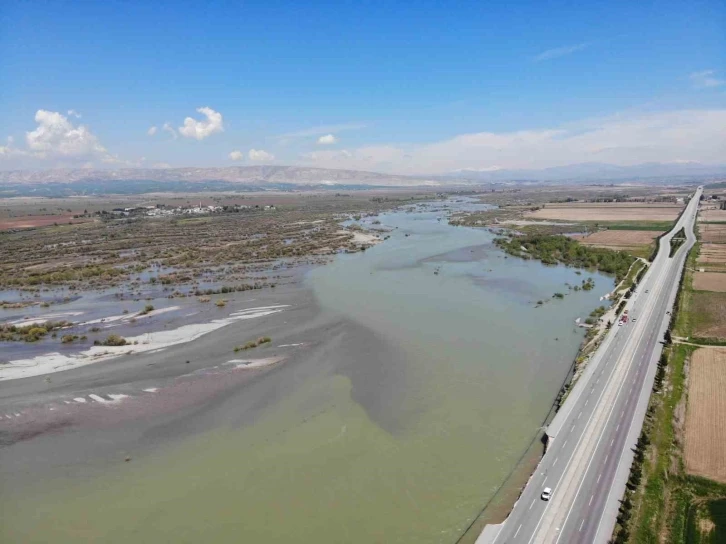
(1, 0), (724, 174)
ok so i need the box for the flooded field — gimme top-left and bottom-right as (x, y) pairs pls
(0, 199), (615, 543)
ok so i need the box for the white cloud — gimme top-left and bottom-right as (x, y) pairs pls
(147, 126), (158, 136)
(162, 122), (178, 139)
(295, 109), (726, 174)
(277, 122), (367, 143)
(533, 43), (588, 61)
(229, 150), (244, 161)
(689, 69), (724, 89)
(178, 107), (224, 140)
(317, 134), (337, 145)
(24, 110), (111, 161)
(248, 149), (274, 161)
(67, 109), (81, 118)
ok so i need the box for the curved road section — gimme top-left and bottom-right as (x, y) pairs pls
(477, 187), (701, 544)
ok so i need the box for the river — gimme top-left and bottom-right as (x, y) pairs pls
(0, 198), (614, 543)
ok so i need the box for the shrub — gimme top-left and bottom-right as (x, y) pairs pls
(61, 334), (78, 343)
(102, 334), (127, 346)
(25, 327), (48, 342)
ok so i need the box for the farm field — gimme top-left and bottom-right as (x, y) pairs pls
(572, 229), (657, 254)
(0, 214), (94, 230)
(697, 245), (726, 272)
(693, 272), (726, 292)
(699, 208), (726, 223)
(700, 223), (726, 244)
(684, 348), (726, 484)
(692, 291), (726, 339)
(526, 202), (683, 222)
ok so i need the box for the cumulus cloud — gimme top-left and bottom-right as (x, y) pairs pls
(690, 70), (724, 89)
(295, 109), (726, 174)
(147, 126), (158, 136)
(178, 107), (224, 140)
(162, 122), (177, 139)
(317, 134), (337, 145)
(67, 109), (81, 118)
(229, 150), (244, 161)
(24, 110), (111, 160)
(534, 42), (588, 61)
(248, 149), (274, 161)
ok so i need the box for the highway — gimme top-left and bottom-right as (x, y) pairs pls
(478, 187), (702, 544)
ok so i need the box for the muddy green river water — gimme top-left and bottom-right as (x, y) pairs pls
(0, 200), (614, 543)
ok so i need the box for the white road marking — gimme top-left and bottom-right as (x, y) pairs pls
(616, 424), (620, 432)
(578, 411), (582, 419)
(530, 498), (536, 510)
(143, 388), (158, 393)
(74, 397), (86, 403)
(515, 524), (522, 538)
(589, 494), (594, 506)
(553, 457), (559, 467)
(597, 473), (602, 483)
(88, 394), (108, 403)
(579, 519), (585, 532)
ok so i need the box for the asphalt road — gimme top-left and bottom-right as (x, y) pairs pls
(479, 187), (701, 544)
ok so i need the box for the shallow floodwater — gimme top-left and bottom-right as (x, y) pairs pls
(0, 200), (614, 543)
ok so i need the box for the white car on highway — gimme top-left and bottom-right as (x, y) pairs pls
(541, 487), (552, 501)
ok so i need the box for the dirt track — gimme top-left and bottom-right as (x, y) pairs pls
(684, 348), (726, 483)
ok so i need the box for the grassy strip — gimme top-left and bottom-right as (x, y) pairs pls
(670, 227), (687, 257)
(620, 344), (691, 542)
(674, 243), (699, 338)
(620, 260), (647, 292)
(601, 222), (675, 231)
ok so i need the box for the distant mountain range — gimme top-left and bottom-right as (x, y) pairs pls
(0, 163), (724, 196)
(0, 166), (434, 187)
(445, 162), (726, 182)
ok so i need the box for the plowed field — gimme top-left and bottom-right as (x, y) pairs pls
(693, 272), (726, 292)
(528, 203), (682, 222)
(684, 348), (726, 483)
(700, 223), (726, 244)
(573, 230), (657, 251)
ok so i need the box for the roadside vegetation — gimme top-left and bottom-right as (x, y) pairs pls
(494, 234), (635, 281)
